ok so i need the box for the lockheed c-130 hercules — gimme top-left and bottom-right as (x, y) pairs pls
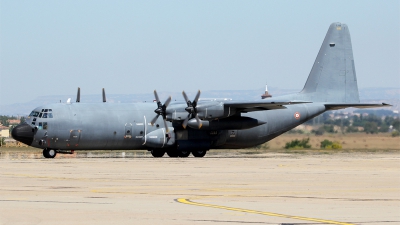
(12, 22), (390, 158)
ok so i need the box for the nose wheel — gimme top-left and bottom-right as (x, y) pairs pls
(43, 148), (57, 158)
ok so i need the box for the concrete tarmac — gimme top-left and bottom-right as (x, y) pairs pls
(0, 151), (399, 225)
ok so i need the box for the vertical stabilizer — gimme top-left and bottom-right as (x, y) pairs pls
(300, 23), (360, 103)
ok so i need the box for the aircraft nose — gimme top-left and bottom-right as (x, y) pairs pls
(11, 123), (35, 146)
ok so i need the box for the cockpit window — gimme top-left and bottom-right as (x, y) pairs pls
(29, 111), (40, 117)
(35, 109), (53, 118)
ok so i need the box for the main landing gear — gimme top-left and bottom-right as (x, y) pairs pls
(191, 149), (207, 157)
(150, 149), (165, 157)
(149, 149), (207, 158)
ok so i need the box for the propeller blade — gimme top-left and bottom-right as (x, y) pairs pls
(76, 87), (80, 103)
(163, 119), (169, 133)
(195, 114), (202, 129)
(102, 88), (106, 103)
(154, 90), (160, 103)
(164, 96), (172, 107)
(194, 90), (201, 103)
(182, 115), (190, 129)
(182, 91), (190, 104)
(150, 115), (159, 125)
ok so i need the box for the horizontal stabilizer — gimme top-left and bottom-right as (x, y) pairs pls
(325, 103), (392, 110)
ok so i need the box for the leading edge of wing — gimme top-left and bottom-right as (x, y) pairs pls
(324, 103), (392, 110)
(224, 100), (312, 112)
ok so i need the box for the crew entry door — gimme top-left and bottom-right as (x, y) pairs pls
(133, 116), (146, 145)
(124, 123), (132, 138)
(68, 130), (81, 147)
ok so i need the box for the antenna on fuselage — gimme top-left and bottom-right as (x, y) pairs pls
(76, 87), (80, 103)
(102, 88), (106, 103)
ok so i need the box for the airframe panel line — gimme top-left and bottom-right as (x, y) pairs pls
(176, 198), (356, 225)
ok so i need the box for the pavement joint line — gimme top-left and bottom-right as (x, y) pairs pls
(176, 198), (356, 225)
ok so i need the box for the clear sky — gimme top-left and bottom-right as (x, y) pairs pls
(1, 0), (399, 105)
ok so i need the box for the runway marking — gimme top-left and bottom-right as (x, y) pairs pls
(177, 198), (356, 225)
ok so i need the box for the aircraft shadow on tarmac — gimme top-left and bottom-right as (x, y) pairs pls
(0, 151), (273, 159)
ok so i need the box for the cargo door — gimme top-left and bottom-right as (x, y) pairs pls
(68, 130), (81, 147)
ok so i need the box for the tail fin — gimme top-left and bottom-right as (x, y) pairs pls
(300, 22), (360, 103)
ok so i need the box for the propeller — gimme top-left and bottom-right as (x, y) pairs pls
(182, 90), (202, 129)
(150, 90), (172, 132)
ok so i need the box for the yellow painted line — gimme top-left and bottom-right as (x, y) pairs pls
(177, 198), (355, 225)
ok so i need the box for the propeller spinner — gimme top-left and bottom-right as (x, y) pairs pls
(182, 90), (202, 129)
(150, 90), (172, 132)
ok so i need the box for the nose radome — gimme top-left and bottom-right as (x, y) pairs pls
(11, 123), (34, 146)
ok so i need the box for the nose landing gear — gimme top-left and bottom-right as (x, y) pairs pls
(43, 148), (57, 158)
(42, 149), (75, 158)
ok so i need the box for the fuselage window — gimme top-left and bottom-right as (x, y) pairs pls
(38, 122), (43, 130)
(43, 122), (48, 130)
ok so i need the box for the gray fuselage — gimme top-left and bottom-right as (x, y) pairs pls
(24, 101), (326, 151)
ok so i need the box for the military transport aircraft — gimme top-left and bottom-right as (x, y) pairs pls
(12, 22), (390, 158)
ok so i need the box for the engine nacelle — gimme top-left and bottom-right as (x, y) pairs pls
(142, 128), (175, 149)
(165, 101), (235, 122)
(187, 116), (266, 130)
(196, 102), (226, 119)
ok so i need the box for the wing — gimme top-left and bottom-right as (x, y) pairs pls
(224, 100), (311, 113)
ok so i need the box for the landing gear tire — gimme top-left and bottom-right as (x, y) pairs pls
(151, 149), (165, 157)
(178, 150), (191, 158)
(43, 148), (57, 158)
(192, 150), (207, 157)
(166, 150), (179, 157)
